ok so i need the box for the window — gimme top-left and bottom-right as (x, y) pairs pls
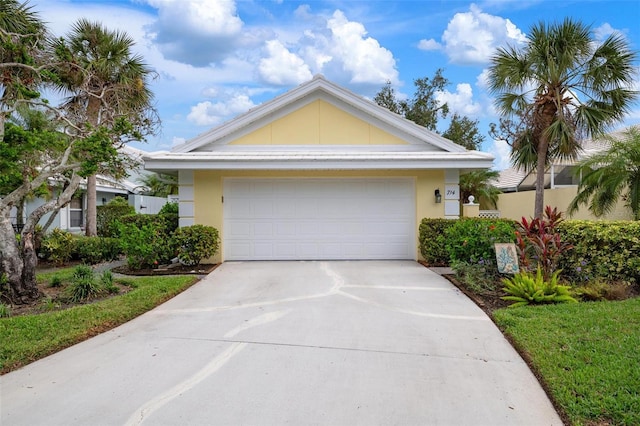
(69, 195), (84, 228)
(554, 166), (580, 186)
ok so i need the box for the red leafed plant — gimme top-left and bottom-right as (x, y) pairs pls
(515, 206), (573, 281)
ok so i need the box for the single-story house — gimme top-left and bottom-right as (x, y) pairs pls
(144, 75), (493, 262)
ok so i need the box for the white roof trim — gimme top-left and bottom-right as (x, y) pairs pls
(173, 75), (466, 154)
(145, 150), (493, 171)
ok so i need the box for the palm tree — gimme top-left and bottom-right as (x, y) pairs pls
(459, 170), (502, 209)
(137, 173), (178, 198)
(53, 19), (157, 236)
(568, 127), (640, 220)
(488, 19), (638, 219)
(0, 0), (49, 140)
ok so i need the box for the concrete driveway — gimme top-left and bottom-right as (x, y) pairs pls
(1, 261), (562, 425)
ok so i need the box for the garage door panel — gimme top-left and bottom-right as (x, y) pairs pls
(223, 178), (415, 260)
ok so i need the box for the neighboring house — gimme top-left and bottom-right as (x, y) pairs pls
(495, 128), (634, 220)
(145, 75), (493, 262)
(11, 146), (171, 233)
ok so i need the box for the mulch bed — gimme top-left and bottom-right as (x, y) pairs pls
(112, 263), (218, 276)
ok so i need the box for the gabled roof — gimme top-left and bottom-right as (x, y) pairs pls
(146, 75), (494, 172)
(173, 74), (466, 154)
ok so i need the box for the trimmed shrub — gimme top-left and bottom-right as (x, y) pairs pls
(40, 229), (75, 265)
(558, 220), (640, 284)
(74, 236), (122, 265)
(444, 218), (516, 270)
(119, 212), (178, 236)
(118, 222), (177, 270)
(97, 197), (135, 238)
(418, 219), (456, 266)
(173, 225), (220, 266)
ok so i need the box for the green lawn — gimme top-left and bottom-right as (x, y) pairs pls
(0, 274), (198, 374)
(493, 298), (640, 426)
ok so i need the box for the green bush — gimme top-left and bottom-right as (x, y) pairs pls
(558, 220), (640, 284)
(40, 229), (75, 265)
(158, 201), (178, 215)
(65, 265), (101, 303)
(118, 222), (177, 270)
(418, 219), (456, 265)
(74, 236), (121, 265)
(173, 225), (220, 266)
(501, 267), (578, 308)
(120, 212), (178, 236)
(97, 197), (135, 238)
(444, 218), (516, 273)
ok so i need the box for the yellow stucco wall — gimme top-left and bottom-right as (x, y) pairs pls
(193, 170), (445, 262)
(497, 187), (633, 221)
(230, 100), (409, 145)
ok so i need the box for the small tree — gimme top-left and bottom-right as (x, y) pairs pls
(374, 69), (449, 131)
(442, 113), (485, 151)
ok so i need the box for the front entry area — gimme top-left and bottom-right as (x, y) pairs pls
(222, 178), (416, 260)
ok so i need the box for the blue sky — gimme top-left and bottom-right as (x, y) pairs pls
(36, 0), (640, 169)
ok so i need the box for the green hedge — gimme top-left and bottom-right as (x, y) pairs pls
(558, 220), (640, 284)
(74, 236), (122, 265)
(444, 218), (516, 266)
(418, 219), (456, 265)
(419, 218), (517, 266)
(119, 213), (178, 236)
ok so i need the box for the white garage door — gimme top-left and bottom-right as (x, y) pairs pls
(223, 178), (416, 260)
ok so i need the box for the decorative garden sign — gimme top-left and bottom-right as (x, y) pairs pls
(495, 243), (519, 274)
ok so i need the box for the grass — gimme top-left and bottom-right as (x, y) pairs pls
(0, 274), (198, 374)
(493, 298), (640, 426)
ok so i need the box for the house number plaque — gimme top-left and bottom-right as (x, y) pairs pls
(445, 185), (459, 200)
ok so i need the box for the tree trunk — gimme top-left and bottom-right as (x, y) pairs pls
(86, 174), (97, 236)
(1, 174), (83, 304)
(534, 135), (550, 220)
(0, 207), (39, 304)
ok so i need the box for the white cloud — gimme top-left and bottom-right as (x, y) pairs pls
(440, 4), (526, 65)
(594, 23), (625, 41)
(487, 138), (512, 170)
(418, 38), (442, 51)
(476, 68), (491, 90)
(326, 10), (399, 85)
(258, 40), (313, 85)
(143, 0), (250, 66)
(187, 91), (256, 126)
(436, 83), (482, 117)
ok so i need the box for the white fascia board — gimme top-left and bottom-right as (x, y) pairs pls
(144, 154), (493, 172)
